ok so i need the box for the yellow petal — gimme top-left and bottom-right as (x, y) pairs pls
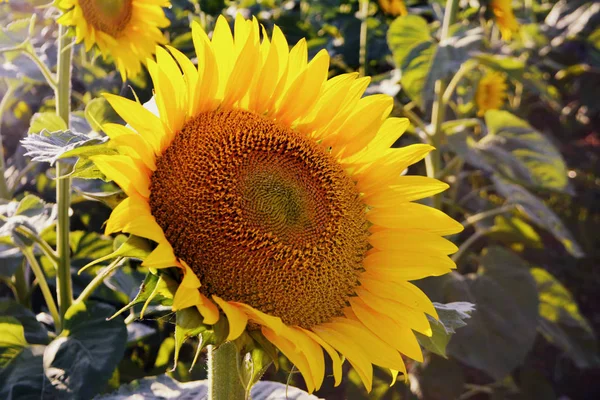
(172, 285), (202, 311)
(351, 117), (410, 163)
(142, 241), (178, 269)
(363, 250), (456, 280)
(103, 94), (164, 153)
(355, 288), (432, 336)
(312, 324), (373, 392)
(359, 277), (438, 319)
(212, 296), (248, 341)
(368, 229), (458, 255)
(364, 176), (449, 205)
(212, 15), (235, 100)
(286, 327), (325, 391)
(302, 328), (343, 387)
(262, 327), (316, 393)
(350, 297), (422, 363)
(92, 155), (150, 198)
(367, 202), (464, 235)
(180, 261), (201, 288)
(230, 303), (284, 334)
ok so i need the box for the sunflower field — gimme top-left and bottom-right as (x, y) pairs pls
(0, 0), (599, 399)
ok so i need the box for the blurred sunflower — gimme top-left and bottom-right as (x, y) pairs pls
(92, 16), (462, 392)
(476, 71), (508, 116)
(378, 0), (408, 16)
(490, 0), (519, 41)
(56, 0), (171, 80)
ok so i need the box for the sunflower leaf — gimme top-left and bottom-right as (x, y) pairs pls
(21, 129), (108, 166)
(0, 195), (57, 248)
(444, 247), (540, 380)
(493, 177), (584, 257)
(43, 301), (127, 399)
(533, 268), (600, 368)
(416, 302), (475, 357)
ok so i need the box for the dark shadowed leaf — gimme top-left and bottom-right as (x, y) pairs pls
(493, 177), (584, 257)
(445, 247), (539, 380)
(533, 268), (600, 368)
(43, 301), (127, 399)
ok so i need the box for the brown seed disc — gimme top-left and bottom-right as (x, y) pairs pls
(149, 110), (369, 328)
(78, 0), (133, 37)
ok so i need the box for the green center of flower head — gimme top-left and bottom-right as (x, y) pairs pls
(79, 0), (133, 37)
(149, 109), (370, 328)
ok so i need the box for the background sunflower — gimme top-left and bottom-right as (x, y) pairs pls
(56, 0), (171, 79)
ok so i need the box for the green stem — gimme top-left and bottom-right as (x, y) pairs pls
(452, 229), (488, 265)
(461, 204), (516, 229)
(427, 0), (460, 207)
(358, 0), (369, 77)
(442, 61), (477, 105)
(13, 259), (29, 306)
(55, 24), (74, 322)
(22, 246), (61, 332)
(23, 48), (58, 91)
(208, 342), (246, 400)
(75, 257), (124, 304)
(0, 82), (15, 199)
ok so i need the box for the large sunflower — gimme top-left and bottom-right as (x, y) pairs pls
(476, 71), (508, 116)
(92, 16), (462, 392)
(56, 0), (171, 80)
(490, 0), (519, 41)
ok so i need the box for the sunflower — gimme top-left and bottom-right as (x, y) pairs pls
(378, 0), (408, 16)
(92, 16), (462, 392)
(56, 0), (171, 80)
(490, 0), (519, 41)
(475, 71), (508, 116)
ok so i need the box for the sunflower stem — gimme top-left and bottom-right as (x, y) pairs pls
(55, 24), (74, 325)
(208, 342), (247, 400)
(0, 81), (15, 200)
(427, 0), (460, 208)
(22, 246), (61, 332)
(358, 0), (369, 77)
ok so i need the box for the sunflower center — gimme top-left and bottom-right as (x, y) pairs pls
(149, 110), (369, 328)
(78, 0), (133, 37)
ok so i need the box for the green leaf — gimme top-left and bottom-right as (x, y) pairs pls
(445, 247), (539, 380)
(28, 112), (67, 135)
(416, 302), (474, 357)
(0, 195), (57, 248)
(0, 301), (49, 345)
(387, 15), (431, 67)
(85, 97), (119, 132)
(43, 301), (127, 399)
(532, 268), (600, 368)
(79, 235), (152, 274)
(490, 215), (543, 249)
(21, 129), (108, 166)
(481, 110), (570, 192)
(173, 307), (209, 366)
(111, 272), (176, 319)
(0, 317), (27, 368)
(493, 177), (584, 258)
(0, 17), (32, 50)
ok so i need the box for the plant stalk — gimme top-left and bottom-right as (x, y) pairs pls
(75, 257), (124, 304)
(358, 0), (369, 77)
(208, 342), (246, 400)
(0, 82), (15, 199)
(22, 246), (61, 332)
(55, 24), (74, 322)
